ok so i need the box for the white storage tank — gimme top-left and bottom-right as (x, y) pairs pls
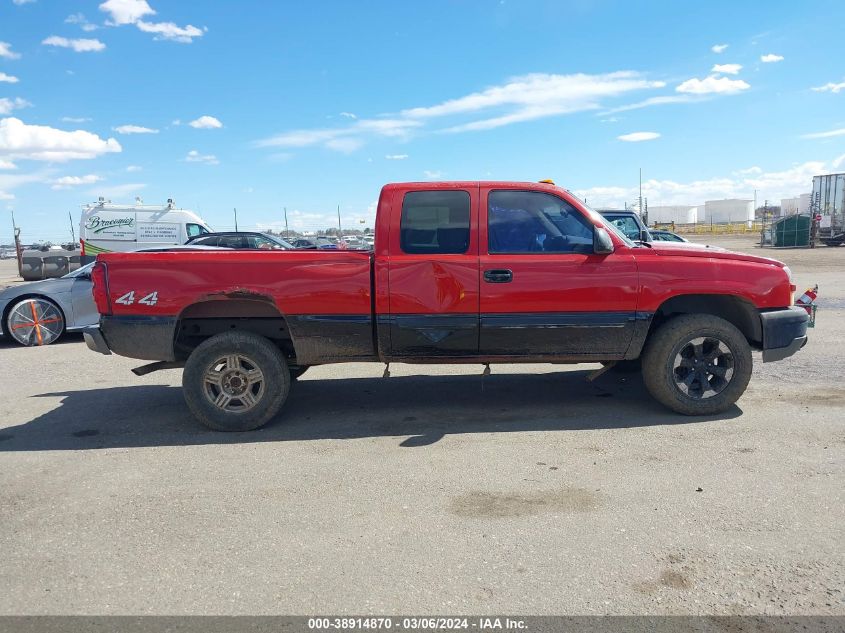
(648, 205), (698, 224)
(781, 194), (811, 215)
(703, 199), (754, 225)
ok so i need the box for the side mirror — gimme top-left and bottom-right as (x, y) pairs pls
(640, 229), (652, 243)
(594, 227), (615, 254)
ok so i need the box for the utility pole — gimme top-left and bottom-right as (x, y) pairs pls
(638, 167), (643, 216)
(11, 210), (22, 277)
(337, 204), (342, 238)
(233, 208), (238, 232)
(68, 210), (76, 245)
(284, 207), (289, 238)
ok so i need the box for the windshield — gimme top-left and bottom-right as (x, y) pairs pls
(577, 200), (637, 247)
(62, 262), (95, 278)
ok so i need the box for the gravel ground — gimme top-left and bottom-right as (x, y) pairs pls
(0, 236), (842, 615)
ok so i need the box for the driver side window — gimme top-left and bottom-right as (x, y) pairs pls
(488, 190), (594, 254)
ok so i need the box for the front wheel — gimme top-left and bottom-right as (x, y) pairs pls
(641, 314), (752, 416)
(182, 331), (290, 431)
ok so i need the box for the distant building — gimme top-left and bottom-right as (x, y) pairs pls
(703, 199), (754, 224)
(781, 194), (811, 215)
(648, 205), (698, 225)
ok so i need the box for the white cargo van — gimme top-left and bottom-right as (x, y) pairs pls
(80, 198), (212, 260)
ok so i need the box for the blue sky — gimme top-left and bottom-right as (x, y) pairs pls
(2, 0), (845, 242)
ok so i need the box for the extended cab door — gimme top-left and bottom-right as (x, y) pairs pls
(478, 186), (639, 358)
(384, 185), (480, 358)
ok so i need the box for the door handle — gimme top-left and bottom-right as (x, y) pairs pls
(483, 269), (513, 283)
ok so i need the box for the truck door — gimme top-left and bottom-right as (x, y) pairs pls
(479, 187), (639, 358)
(385, 186), (480, 358)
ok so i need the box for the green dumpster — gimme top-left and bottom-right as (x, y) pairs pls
(773, 214), (811, 247)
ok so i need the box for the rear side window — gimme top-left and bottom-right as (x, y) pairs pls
(191, 235), (218, 246)
(400, 190), (470, 254)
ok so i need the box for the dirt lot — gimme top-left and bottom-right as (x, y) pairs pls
(0, 236), (842, 615)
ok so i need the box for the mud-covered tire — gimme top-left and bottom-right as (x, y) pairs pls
(289, 366), (309, 380)
(641, 314), (752, 416)
(182, 331), (290, 431)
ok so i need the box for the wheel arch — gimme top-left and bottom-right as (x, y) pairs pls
(651, 293), (762, 347)
(174, 296), (301, 364)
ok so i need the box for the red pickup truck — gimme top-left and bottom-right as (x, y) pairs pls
(84, 181), (808, 431)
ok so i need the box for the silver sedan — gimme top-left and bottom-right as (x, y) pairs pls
(0, 262), (97, 346)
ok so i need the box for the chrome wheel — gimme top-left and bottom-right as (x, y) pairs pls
(7, 298), (64, 346)
(672, 336), (735, 400)
(202, 353), (265, 413)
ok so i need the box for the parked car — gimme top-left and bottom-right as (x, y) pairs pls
(185, 231), (294, 250)
(598, 209), (651, 242)
(86, 179), (808, 431)
(0, 262), (98, 346)
(650, 229), (689, 243)
(290, 237), (339, 250)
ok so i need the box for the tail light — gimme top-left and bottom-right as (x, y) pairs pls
(91, 261), (112, 315)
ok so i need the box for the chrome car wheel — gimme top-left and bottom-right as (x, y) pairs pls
(202, 353), (266, 413)
(7, 298), (64, 346)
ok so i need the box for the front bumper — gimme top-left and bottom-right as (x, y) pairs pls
(760, 306), (809, 362)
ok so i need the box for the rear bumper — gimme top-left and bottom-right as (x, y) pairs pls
(85, 316), (178, 360)
(83, 326), (111, 355)
(760, 306), (809, 363)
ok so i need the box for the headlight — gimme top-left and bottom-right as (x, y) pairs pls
(783, 265), (793, 284)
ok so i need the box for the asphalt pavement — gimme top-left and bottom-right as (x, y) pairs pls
(0, 236), (842, 615)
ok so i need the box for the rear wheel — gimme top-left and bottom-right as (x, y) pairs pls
(641, 314), (752, 415)
(182, 331), (290, 431)
(6, 297), (65, 346)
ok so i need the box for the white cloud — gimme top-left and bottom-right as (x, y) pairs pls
(711, 44), (729, 53)
(812, 80), (845, 94)
(832, 154), (845, 169)
(385, 154), (408, 160)
(99, 0), (154, 25)
(0, 159), (16, 169)
(42, 36), (106, 53)
(126, 164), (142, 172)
(99, 0), (204, 43)
(761, 53), (784, 63)
(340, 112), (357, 119)
(573, 160), (830, 208)
(324, 138), (363, 153)
(61, 116), (91, 123)
(13, 0), (37, 4)
(258, 71), (665, 151)
(676, 75), (750, 95)
(0, 117), (122, 161)
(618, 131), (660, 142)
(711, 63), (742, 75)
(423, 170), (442, 179)
(407, 72), (665, 132)
(188, 115), (222, 129)
(0, 42), (21, 60)
(136, 21), (204, 43)
(0, 98), (31, 116)
(601, 94), (697, 115)
(51, 174), (102, 189)
(65, 13), (98, 31)
(0, 72), (19, 84)
(184, 149), (218, 165)
(801, 127), (845, 140)
(113, 124), (159, 134)
(0, 191), (13, 200)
